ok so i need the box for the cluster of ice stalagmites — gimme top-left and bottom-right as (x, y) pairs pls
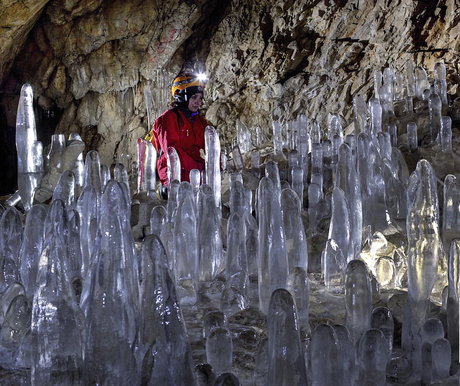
(0, 61), (459, 385)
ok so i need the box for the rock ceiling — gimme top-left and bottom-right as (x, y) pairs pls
(0, 0), (459, 169)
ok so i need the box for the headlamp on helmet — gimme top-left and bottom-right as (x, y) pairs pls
(171, 73), (205, 103)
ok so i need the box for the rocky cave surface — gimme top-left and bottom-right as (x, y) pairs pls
(0, 0), (459, 194)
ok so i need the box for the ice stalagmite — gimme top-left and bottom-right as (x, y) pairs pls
(357, 329), (387, 385)
(446, 239), (459, 357)
(345, 260), (371, 344)
(146, 141), (158, 194)
(353, 94), (367, 135)
(371, 307), (394, 355)
(333, 324), (354, 384)
(322, 239), (344, 291)
(206, 327), (233, 375)
(310, 143), (323, 195)
(76, 185), (98, 282)
(336, 143), (362, 260)
(287, 267), (309, 334)
(369, 97), (382, 138)
(434, 62), (448, 106)
(272, 120), (283, 155)
(31, 200), (84, 385)
(113, 162), (131, 202)
(167, 147), (181, 185)
(328, 186), (350, 264)
(15, 84), (43, 211)
(82, 150), (103, 194)
(19, 205), (47, 299)
(230, 178), (247, 217)
(0, 207), (23, 292)
(357, 133), (388, 232)
(442, 175), (460, 250)
(403, 159), (442, 376)
(428, 94), (442, 143)
(430, 338), (451, 381)
(174, 190), (199, 305)
(205, 126), (221, 211)
(52, 170), (75, 208)
(257, 177), (288, 313)
(84, 182), (138, 385)
(440, 116), (452, 153)
(414, 66), (430, 100)
(140, 235), (196, 386)
(198, 185), (222, 281)
(407, 122), (418, 152)
(267, 289), (307, 386)
(0, 293), (31, 368)
(149, 205), (166, 237)
(311, 324), (340, 386)
(281, 188), (308, 273)
(226, 213), (247, 277)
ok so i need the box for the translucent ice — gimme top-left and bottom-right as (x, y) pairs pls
(328, 187), (350, 263)
(371, 306), (394, 354)
(174, 192), (199, 305)
(82, 150), (103, 194)
(205, 126), (222, 211)
(440, 115), (452, 153)
(257, 177), (288, 313)
(322, 239), (345, 291)
(15, 84), (43, 211)
(206, 327), (233, 375)
(19, 205), (47, 299)
(403, 159), (442, 374)
(84, 184), (138, 384)
(198, 185), (223, 281)
(407, 122), (418, 152)
(52, 170), (75, 208)
(311, 324), (340, 385)
(345, 260), (371, 344)
(31, 200), (84, 385)
(434, 62), (448, 106)
(356, 329), (387, 385)
(446, 239), (459, 349)
(281, 188), (308, 272)
(287, 267), (310, 334)
(0, 207), (23, 291)
(167, 147), (181, 185)
(267, 289), (307, 385)
(139, 235), (196, 385)
(428, 93), (442, 143)
(335, 143), (362, 260)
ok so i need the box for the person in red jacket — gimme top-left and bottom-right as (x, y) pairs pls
(148, 73), (208, 194)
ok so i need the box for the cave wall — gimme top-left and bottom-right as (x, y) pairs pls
(0, 0), (459, 192)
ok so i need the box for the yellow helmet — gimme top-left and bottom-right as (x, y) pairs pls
(171, 73), (205, 102)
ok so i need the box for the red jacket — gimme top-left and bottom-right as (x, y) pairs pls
(153, 108), (207, 185)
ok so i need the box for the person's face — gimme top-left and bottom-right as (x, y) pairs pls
(188, 93), (203, 112)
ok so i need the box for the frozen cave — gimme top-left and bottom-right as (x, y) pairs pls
(0, 1), (459, 385)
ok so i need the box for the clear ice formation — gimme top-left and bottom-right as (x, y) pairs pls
(357, 329), (388, 385)
(205, 126), (222, 211)
(3, 65), (460, 384)
(206, 327), (233, 375)
(31, 200), (84, 385)
(403, 159), (442, 375)
(267, 289), (307, 385)
(15, 84), (43, 211)
(140, 235), (195, 385)
(167, 146), (181, 185)
(345, 260), (371, 344)
(137, 138), (157, 195)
